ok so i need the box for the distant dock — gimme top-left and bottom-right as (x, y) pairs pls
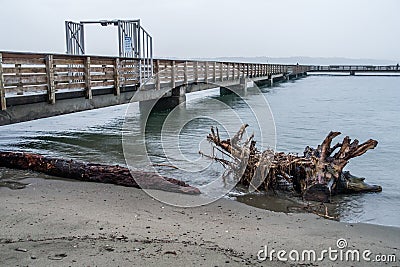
(308, 65), (400, 76)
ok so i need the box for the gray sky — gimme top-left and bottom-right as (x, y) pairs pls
(0, 0), (399, 61)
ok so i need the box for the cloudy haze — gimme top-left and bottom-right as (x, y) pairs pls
(0, 0), (399, 61)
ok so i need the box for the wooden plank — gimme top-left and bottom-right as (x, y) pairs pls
(45, 55), (55, 104)
(1, 52), (47, 59)
(3, 75), (47, 86)
(119, 68), (139, 74)
(3, 72), (46, 78)
(89, 66), (114, 73)
(114, 58), (120, 95)
(90, 58), (115, 66)
(55, 82), (85, 90)
(53, 59), (84, 66)
(120, 60), (140, 67)
(120, 73), (140, 79)
(90, 74), (114, 81)
(120, 80), (138, 86)
(2, 67), (47, 74)
(84, 57), (92, 99)
(54, 67), (85, 73)
(8, 85), (48, 93)
(0, 53), (6, 110)
(2, 58), (45, 65)
(55, 75), (85, 83)
(91, 80), (114, 88)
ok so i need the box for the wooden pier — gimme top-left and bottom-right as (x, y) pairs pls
(0, 51), (309, 126)
(1, 51), (398, 126)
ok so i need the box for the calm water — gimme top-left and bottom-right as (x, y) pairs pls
(0, 75), (399, 227)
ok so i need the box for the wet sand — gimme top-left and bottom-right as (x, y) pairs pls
(0, 177), (399, 266)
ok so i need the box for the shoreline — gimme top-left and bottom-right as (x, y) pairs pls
(0, 177), (399, 266)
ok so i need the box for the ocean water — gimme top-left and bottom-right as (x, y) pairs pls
(0, 75), (399, 227)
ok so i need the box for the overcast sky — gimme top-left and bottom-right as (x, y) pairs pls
(0, 0), (399, 61)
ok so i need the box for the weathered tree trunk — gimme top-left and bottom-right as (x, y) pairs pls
(205, 124), (381, 202)
(0, 152), (200, 195)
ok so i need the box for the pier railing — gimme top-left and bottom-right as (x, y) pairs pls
(0, 51), (311, 110)
(309, 65), (399, 72)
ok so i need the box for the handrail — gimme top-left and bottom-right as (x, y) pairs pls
(0, 51), (312, 110)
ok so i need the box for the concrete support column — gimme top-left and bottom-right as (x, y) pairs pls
(220, 77), (248, 96)
(139, 85), (186, 113)
(268, 74), (273, 87)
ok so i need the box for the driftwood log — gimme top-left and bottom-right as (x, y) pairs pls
(0, 152), (200, 195)
(204, 124), (382, 202)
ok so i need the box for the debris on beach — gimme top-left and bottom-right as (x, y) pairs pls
(203, 124), (381, 204)
(0, 152), (200, 195)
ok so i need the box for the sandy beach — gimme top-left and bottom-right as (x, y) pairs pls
(0, 176), (399, 267)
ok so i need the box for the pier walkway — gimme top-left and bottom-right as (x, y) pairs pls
(1, 51), (399, 126)
(0, 51), (308, 125)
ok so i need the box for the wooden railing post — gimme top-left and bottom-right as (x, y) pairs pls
(184, 61), (188, 85)
(45, 55), (55, 104)
(84, 56), (92, 99)
(220, 62), (223, 81)
(171, 60), (176, 88)
(213, 62), (217, 82)
(205, 61), (209, 83)
(114, 58), (120, 95)
(0, 53), (6, 110)
(155, 60), (160, 90)
(194, 61), (199, 83)
(15, 63), (23, 95)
